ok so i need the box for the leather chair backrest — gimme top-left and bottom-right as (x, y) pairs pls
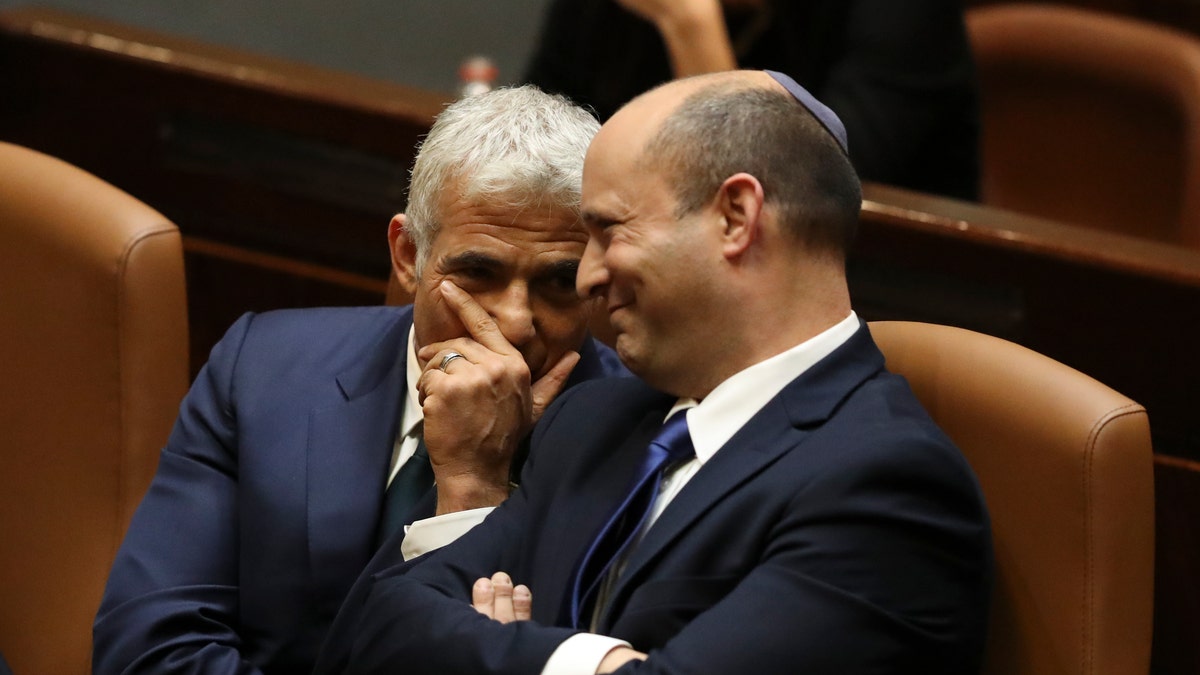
(0, 142), (188, 674)
(968, 3), (1200, 248)
(868, 321), (1154, 675)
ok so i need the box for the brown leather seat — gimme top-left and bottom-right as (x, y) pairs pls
(0, 142), (189, 674)
(968, 3), (1200, 247)
(869, 320), (1154, 675)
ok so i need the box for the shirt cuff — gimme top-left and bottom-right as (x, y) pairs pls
(400, 507), (494, 561)
(540, 633), (632, 675)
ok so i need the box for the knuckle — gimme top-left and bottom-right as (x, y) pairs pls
(470, 315), (495, 336)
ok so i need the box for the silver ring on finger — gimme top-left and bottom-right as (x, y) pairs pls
(439, 351), (466, 372)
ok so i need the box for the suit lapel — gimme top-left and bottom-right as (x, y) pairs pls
(544, 403), (669, 625)
(599, 324), (886, 627)
(306, 311), (410, 612)
(598, 399), (804, 627)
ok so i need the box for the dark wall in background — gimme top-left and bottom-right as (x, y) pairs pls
(13, 1), (1200, 97)
(0, 0), (553, 94)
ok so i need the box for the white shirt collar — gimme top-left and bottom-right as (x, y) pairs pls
(672, 311), (860, 463)
(401, 326), (424, 438)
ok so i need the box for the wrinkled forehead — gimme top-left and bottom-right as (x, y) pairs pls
(435, 171), (579, 219)
(436, 190), (584, 241)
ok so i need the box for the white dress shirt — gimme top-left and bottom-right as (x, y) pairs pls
(541, 312), (860, 675)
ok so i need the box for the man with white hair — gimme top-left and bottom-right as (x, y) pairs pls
(93, 86), (624, 675)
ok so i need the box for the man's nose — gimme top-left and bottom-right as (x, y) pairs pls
(490, 283), (536, 347)
(576, 239), (609, 300)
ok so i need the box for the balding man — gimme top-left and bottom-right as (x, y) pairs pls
(318, 70), (992, 675)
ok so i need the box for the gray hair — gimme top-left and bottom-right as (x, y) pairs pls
(641, 83), (861, 257)
(404, 85), (600, 272)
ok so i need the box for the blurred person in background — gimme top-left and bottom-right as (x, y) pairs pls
(526, 0), (980, 201)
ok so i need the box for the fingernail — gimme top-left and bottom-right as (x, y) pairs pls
(475, 578), (492, 592)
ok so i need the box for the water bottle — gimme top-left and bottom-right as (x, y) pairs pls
(458, 55), (498, 98)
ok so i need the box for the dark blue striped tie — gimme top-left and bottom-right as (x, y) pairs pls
(567, 410), (695, 628)
(376, 436), (434, 546)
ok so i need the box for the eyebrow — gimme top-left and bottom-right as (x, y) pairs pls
(442, 251), (580, 277)
(539, 258), (580, 279)
(441, 251), (503, 270)
(580, 209), (614, 227)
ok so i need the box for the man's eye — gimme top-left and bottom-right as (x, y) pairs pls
(548, 273), (577, 291)
(584, 218), (618, 235)
(538, 271), (579, 299)
(459, 267), (493, 281)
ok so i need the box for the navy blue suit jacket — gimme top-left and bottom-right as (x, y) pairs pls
(93, 305), (624, 675)
(318, 323), (993, 674)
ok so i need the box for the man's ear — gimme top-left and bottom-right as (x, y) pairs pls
(388, 214), (419, 294)
(716, 173), (765, 259)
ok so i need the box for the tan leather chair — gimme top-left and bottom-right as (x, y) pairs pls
(868, 321), (1154, 675)
(0, 142), (188, 674)
(968, 3), (1200, 247)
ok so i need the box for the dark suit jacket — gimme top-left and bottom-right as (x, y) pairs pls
(318, 323), (993, 674)
(92, 305), (623, 675)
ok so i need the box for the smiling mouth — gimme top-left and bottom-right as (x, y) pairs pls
(607, 302), (630, 316)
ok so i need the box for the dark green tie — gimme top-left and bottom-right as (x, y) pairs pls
(377, 435), (434, 546)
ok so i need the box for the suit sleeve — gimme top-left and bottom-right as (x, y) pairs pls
(341, 428), (988, 674)
(93, 314), (263, 675)
(333, 388), (588, 675)
(344, 496), (578, 675)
